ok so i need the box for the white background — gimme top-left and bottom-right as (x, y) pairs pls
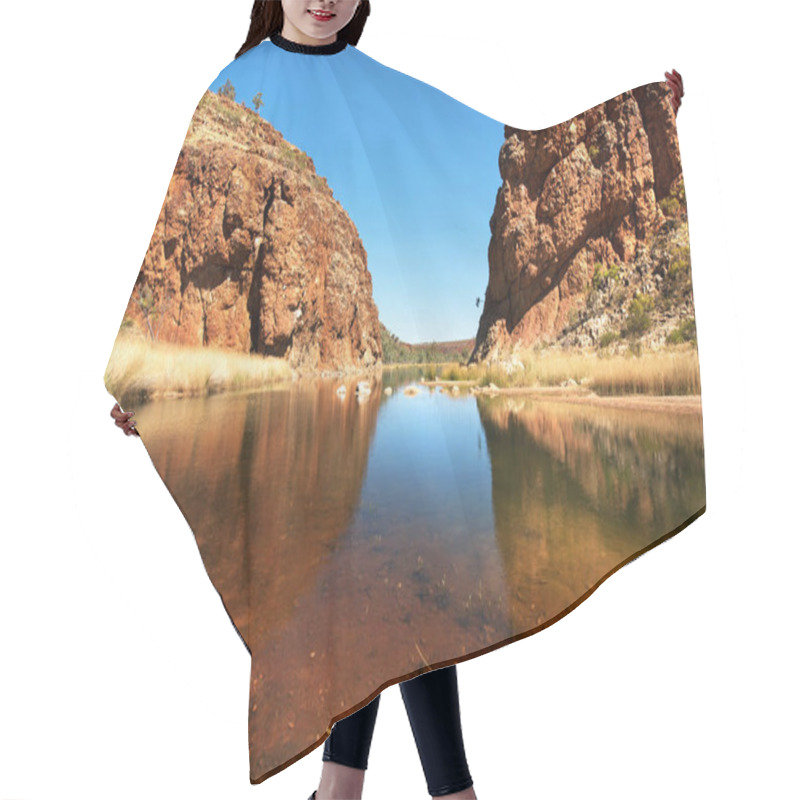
(1, 1), (797, 798)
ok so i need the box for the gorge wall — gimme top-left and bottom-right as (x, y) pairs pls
(119, 90), (381, 375)
(471, 82), (694, 363)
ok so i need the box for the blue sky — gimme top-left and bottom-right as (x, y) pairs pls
(208, 40), (507, 345)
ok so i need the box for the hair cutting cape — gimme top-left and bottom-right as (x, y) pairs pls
(104, 31), (706, 785)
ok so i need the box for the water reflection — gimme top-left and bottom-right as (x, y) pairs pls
(133, 369), (705, 776)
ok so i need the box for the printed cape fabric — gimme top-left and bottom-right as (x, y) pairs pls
(103, 32), (707, 785)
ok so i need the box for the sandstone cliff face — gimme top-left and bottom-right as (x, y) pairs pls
(121, 90), (381, 375)
(472, 82), (692, 362)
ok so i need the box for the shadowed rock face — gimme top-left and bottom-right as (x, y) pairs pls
(123, 90), (381, 375)
(472, 82), (685, 362)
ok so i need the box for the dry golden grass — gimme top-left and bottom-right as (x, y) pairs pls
(105, 331), (700, 407)
(104, 332), (293, 405)
(422, 344), (701, 396)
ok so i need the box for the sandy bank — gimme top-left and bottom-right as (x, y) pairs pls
(426, 380), (703, 414)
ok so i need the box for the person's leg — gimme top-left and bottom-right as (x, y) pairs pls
(400, 665), (476, 798)
(315, 693), (381, 800)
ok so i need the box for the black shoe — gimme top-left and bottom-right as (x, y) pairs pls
(307, 792), (317, 800)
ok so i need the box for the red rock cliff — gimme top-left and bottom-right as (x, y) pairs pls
(120, 90), (381, 375)
(472, 82), (687, 362)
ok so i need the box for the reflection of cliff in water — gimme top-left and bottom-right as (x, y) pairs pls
(477, 396), (706, 633)
(135, 375), (383, 651)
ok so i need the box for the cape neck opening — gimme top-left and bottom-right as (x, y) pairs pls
(270, 31), (348, 55)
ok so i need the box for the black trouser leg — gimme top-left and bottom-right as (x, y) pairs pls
(323, 665), (473, 797)
(400, 665), (474, 797)
(322, 693), (381, 770)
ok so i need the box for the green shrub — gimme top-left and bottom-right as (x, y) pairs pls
(217, 79), (236, 101)
(659, 176), (686, 219)
(624, 292), (654, 337)
(659, 196), (681, 217)
(663, 244), (691, 298)
(598, 329), (619, 348)
(592, 262), (621, 291)
(666, 317), (697, 344)
(277, 141), (312, 173)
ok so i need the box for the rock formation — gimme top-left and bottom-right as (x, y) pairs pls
(471, 82), (694, 362)
(120, 90), (381, 375)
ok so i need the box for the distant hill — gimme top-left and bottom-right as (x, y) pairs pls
(380, 322), (474, 365)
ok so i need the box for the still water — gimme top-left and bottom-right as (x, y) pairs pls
(132, 365), (705, 771)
